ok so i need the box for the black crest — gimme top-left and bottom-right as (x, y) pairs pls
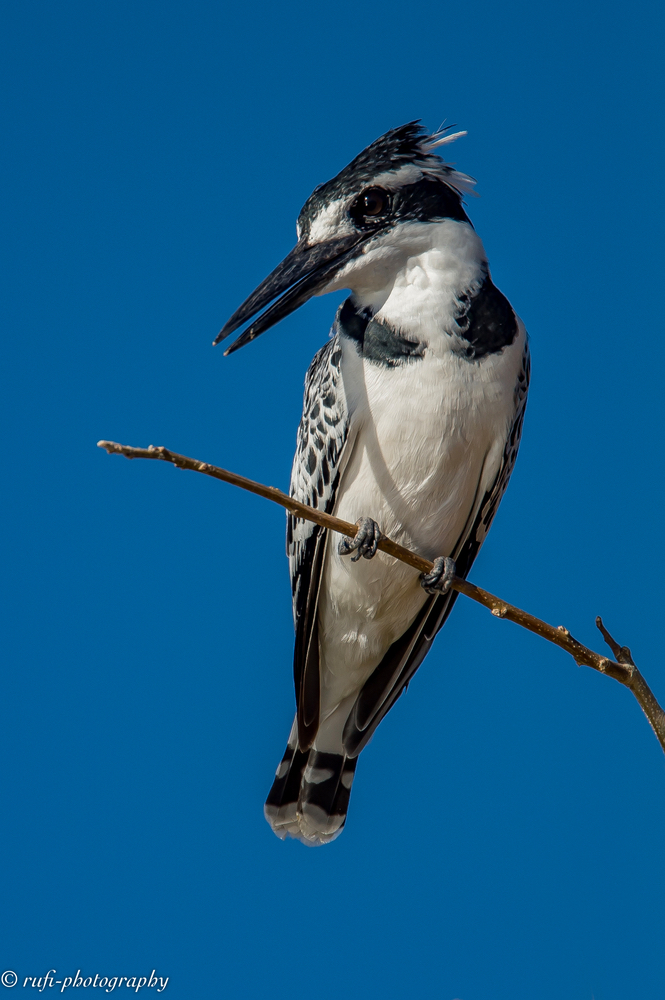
(323, 121), (431, 188)
(300, 122), (427, 215)
(298, 121), (470, 233)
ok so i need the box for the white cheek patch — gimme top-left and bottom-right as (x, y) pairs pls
(307, 199), (351, 243)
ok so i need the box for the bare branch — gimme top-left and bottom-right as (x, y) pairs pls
(596, 616), (634, 665)
(98, 439), (665, 755)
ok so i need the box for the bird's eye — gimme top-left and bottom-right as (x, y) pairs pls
(349, 187), (391, 225)
(361, 188), (388, 216)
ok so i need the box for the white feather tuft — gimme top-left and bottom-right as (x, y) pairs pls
(420, 127), (478, 197)
(424, 129), (468, 149)
(443, 168), (478, 197)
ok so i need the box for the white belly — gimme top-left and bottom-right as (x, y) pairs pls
(317, 326), (526, 713)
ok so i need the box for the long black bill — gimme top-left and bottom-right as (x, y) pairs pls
(214, 233), (367, 355)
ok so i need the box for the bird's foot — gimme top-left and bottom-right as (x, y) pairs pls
(420, 556), (457, 595)
(338, 517), (382, 562)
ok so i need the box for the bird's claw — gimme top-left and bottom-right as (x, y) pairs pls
(420, 556), (457, 595)
(338, 517), (382, 562)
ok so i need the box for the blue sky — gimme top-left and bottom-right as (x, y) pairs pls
(2, 1), (664, 997)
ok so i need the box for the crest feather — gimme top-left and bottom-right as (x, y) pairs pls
(419, 124), (478, 197)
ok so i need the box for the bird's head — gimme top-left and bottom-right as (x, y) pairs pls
(215, 121), (476, 354)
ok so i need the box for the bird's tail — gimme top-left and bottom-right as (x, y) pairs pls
(264, 717), (358, 846)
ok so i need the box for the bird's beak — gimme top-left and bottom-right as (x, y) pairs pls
(214, 233), (366, 355)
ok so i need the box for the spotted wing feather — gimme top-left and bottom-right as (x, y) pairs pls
(287, 334), (349, 750)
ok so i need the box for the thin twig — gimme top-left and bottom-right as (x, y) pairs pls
(98, 439), (665, 755)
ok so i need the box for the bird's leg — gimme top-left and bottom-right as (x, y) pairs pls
(338, 517), (382, 562)
(420, 556), (457, 595)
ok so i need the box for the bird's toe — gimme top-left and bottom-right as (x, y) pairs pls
(420, 556), (457, 594)
(338, 517), (382, 562)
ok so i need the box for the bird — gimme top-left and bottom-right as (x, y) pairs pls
(215, 121), (530, 845)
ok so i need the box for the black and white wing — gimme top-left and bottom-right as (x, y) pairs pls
(287, 334), (350, 750)
(342, 336), (531, 756)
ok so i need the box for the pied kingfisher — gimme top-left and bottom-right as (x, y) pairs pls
(216, 122), (529, 845)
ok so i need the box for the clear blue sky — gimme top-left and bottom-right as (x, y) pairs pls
(2, 1), (664, 997)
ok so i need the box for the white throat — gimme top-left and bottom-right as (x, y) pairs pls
(324, 219), (487, 344)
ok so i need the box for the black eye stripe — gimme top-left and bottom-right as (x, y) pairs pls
(349, 178), (470, 231)
(391, 177), (469, 224)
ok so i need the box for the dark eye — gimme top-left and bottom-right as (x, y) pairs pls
(349, 186), (391, 225)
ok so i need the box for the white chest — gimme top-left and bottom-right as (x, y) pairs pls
(315, 218), (526, 704)
(338, 328), (522, 556)
(316, 326), (525, 703)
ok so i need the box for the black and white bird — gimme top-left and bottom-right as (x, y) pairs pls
(216, 122), (529, 845)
